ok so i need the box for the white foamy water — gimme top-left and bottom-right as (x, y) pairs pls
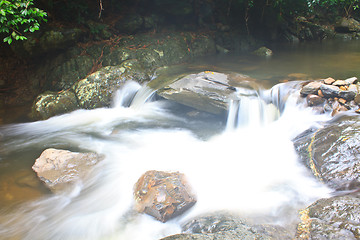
(0, 81), (332, 240)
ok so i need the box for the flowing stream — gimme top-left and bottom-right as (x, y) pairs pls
(2, 39), (360, 239)
(0, 78), (333, 240)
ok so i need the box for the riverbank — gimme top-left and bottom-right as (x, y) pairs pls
(1, 13), (360, 123)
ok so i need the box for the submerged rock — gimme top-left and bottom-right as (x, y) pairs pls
(253, 46), (273, 57)
(134, 170), (196, 222)
(293, 115), (360, 190)
(32, 148), (104, 193)
(296, 192), (360, 239)
(157, 71), (257, 114)
(161, 213), (292, 239)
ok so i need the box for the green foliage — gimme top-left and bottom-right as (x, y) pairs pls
(0, 0), (47, 44)
(309, 0), (359, 17)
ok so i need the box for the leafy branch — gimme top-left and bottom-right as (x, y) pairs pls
(0, 0), (47, 44)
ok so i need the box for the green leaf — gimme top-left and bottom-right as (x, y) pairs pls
(4, 36), (12, 44)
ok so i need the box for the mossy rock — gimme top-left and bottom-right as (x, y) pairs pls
(73, 59), (150, 109)
(30, 90), (79, 120)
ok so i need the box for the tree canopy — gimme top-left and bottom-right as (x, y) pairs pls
(0, 0), (359, 44)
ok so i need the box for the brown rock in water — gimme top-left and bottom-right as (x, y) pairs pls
(338, 98), (347, 104)
(317, 89), (324, 98)
(134, 170), (196, 222)
(32, 148), (103, 193)
(324, 77), (336, 85)
(300, 81), (322, 96)
(306, 94), (325, 106)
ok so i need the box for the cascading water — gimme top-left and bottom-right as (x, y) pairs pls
(0, 80), (332, 240)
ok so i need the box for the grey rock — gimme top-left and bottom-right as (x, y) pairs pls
(345, 77), (358, 85)
(301, 81), (323, 96)
(296, 192), (360, 240)
(157, 71), (256, 114)
(339, 90), (356, 101)
(161, 213), (292, 240)
(319, 84), (341, 98)
(293, 115), (360, 189)
(32, 148), (104, 193)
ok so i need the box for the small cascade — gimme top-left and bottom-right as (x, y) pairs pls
(130, 85), (156, 109)
(112, 81), (156, 110)
(260, 81), (304, 113)
(226, 89), (279, 130)
(112, 81), (142, 108)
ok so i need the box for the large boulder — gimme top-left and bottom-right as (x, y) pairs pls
(31, 59), (150, 120)
(157, 71), (257, 114)
(30, 89), (79, 120)
(134, 170), (197, 222)
(32, 148), (104, 193)
(296, 192), (360, 240)
(293, 114), (360, 190)
(73, 59), (149, 109)
(161, 213), (292, 240)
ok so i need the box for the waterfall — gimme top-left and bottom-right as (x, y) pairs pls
(226, 88), (280, 130)
(112, 81), (142, 108)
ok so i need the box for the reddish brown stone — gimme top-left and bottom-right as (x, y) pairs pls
(338, 98), (347, 104)
(306, 94), (325, 106)
(134, 170), (197, 222)
(339, 86), (347, 91)
(324, 77), (336, 85)
(318, 89), (324, 98)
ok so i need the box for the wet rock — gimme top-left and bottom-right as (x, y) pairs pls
(339, 90), (356, 101)
(161, 213), (292, 240)
(324, 77), (335, 85)
(293, 115), (360, 190)
(345, 77), (358, 85)
(134, 170), (196, 222)
(300, 81), (322, 95)
(296, 192), (360, 240)
(73, 60), (149, 109)
(32, 148), (104, 193)
(319, 84), (341, 98)
(157, 71), (256, 114)
(253, 46), (273, 57)
(30, 89), (79, 120)
(332, 80), (348, 86)
(306, 94), (325, 106)
(299, 77), (359, 114)
(331, 104), (349, 116)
